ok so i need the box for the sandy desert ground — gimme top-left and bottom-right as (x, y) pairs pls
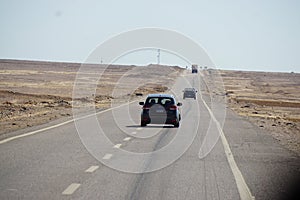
(0, 59), (182, 137)
(201, 69), (300, 155)
(0, 59), (299, 155)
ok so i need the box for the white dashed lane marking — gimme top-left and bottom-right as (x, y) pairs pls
(113, 143), (122, 148)
(62, 183), (81, 195)
(131, 131), (137, 135)
(136, 127), (143, 131)
(85, 165), (99, 173)
(102, 154), (113, 160)
(123, 137), (131, 141)
(6, 189), (17, 192)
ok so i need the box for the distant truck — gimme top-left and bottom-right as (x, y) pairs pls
(192, 64), (198, 73)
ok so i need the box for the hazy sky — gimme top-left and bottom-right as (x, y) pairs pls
(1, 0), (300, 72)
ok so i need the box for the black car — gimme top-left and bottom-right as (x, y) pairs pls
(139, 94), (182, 127)
(183, 88), (197, 99)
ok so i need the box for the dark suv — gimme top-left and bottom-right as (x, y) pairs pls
(139, 94), (182, 127)
(183, 88), (197, 99)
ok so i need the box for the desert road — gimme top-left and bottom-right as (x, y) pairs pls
(0, 73), (299, 200)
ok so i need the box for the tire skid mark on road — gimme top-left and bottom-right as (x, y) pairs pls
(62, 183), (81, 195)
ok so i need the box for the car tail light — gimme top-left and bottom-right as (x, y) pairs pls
(169, 105), (177, 110)
(143, 106), (150, 110)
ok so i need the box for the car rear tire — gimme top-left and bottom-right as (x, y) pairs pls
(174, 122), (180, 128)
(141, 122), (147, 127)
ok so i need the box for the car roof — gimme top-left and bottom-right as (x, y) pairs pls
(184, 88), (196, 91)
(147, 94), (174, 98)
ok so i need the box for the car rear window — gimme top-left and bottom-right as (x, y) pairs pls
(185, 91), (195, 94)
(145, 97), (175, 106)
(184, 88), (195, 91)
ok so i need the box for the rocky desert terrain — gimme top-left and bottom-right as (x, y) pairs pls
(1, 59), (299, 155)
(202, 69), (300, 155)
(0, 59), (182, 137)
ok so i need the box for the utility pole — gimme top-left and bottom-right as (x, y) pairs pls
(157, 49), (160, 65)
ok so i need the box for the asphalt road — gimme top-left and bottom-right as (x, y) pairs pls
(0, 73), (299, 200)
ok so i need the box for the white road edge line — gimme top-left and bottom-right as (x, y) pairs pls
(123, 137), (131, 141)
(0, 100), (140, 145)
(102, 153), (113, 160)
(200, 95), (255, 200)
(85, 165), (99, 173)
(62, 183), (81, 195)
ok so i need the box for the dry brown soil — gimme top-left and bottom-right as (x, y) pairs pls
(0, 59), (183, 136)
(202, 69), (300, 155)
